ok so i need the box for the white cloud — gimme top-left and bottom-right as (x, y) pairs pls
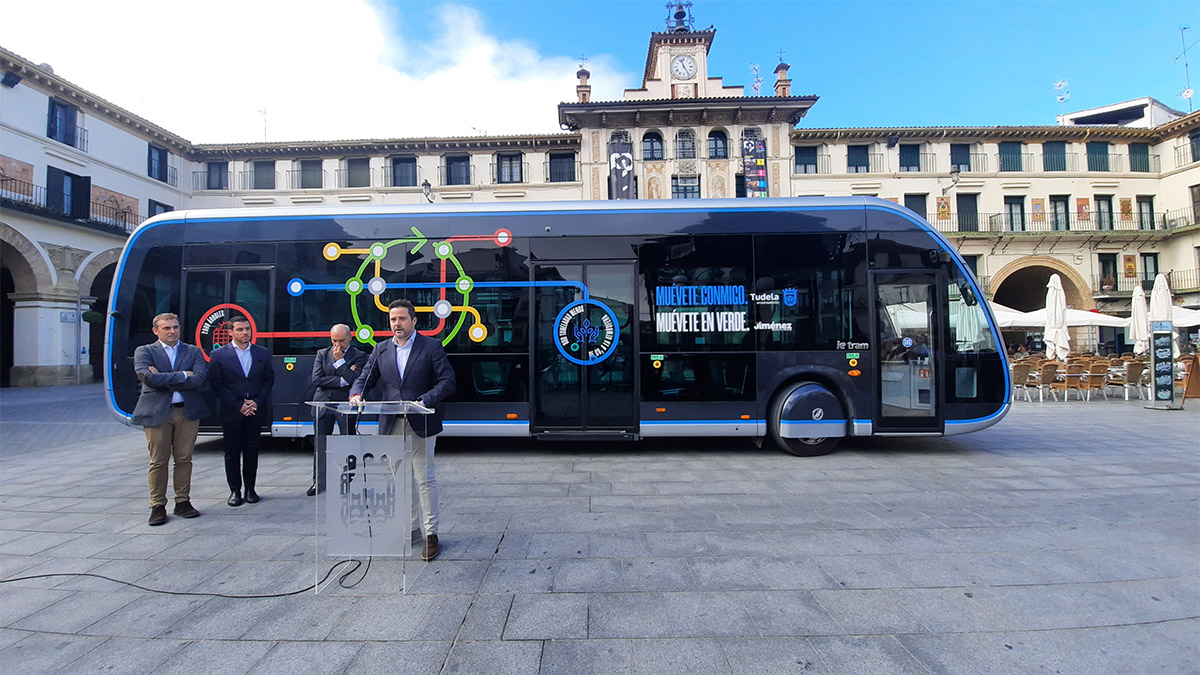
(0, 1), (632, 143)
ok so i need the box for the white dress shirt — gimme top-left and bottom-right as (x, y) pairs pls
(233, 343), (253, 377)
(159, 341), (184, 404)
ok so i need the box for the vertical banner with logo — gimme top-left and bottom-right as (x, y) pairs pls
(608, 142), (634, 200)
(742, 138), (768, 198)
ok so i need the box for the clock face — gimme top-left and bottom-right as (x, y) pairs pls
(671, 55), (697, 80)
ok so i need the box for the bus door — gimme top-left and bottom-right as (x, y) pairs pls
(871, 270), (944, 433)
(532, 261), (637, 436)
(181, 266), (275, 418)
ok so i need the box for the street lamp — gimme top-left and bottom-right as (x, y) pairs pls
(941, 166), (961, 196)
(421, 179), (433, 203)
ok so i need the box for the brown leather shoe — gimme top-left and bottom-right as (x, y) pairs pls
(148, 505), (167, 526)
(421, 534), (439, 561)
(173, 501), (200, 518)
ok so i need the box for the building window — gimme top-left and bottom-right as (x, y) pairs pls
(548, 152), (576, 182)
(1136, 196), (1154, 230)
(903, 194), (927, 219)
(956, 193), (979, 232)
(999, 142), (1024, 172)
(46, 166), (91, 219)
(495, 153), (523, 184)
(47, 99), (84, 150)
(610, 130), (631, 144)
(345, 158), (370, 188)
(148, 144), (169, 183)
(950, 144), (971, 172)
(1140, 252), (1159, 286)
(445, 155), (471, 185)
(707, 130), (728, 159)
(148, 200), (173, 217)
(1042, 141), (1067, 171)
(642, 132), (664, 160)
(795, 147), (818, 174)
(206, 161), (229, 190)
(675, 129), (697, 159)
(1191, 130), (1200, 165)
(899, 144), (920, 172)
(1003, 196), (1025, 232)
(1098, 253), (1118, 290)
(671, 176), (700, 199)
(847, 145), (869, 173)
(1129, 143), (1151, 172)
(961, 254), (980, 279)
(1094, 195), (1113, 230)
(1086, 141), (1110, 172)
(1050, 195), (1070, 231)
(390, 156), (417, 187)
(253, 160), (276, 190)
(299, 159), (323, 189)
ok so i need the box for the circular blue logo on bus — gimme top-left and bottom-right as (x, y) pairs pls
(554, 299), (620, 366)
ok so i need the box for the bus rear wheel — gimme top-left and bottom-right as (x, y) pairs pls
(768, 382), (841, 457)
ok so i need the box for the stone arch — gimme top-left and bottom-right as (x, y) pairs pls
(77, 248), (123, 300)
(0, 222), (55, 294)
(990, 255), (1094, 311)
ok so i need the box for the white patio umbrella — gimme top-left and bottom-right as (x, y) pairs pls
(1129, 284), (1149, 354)
(1021, 307), (1130, 328)
(1148, 273), (1179, 358)
(1170, 305), (1200, 328)
(1043, 274), (1070, 360)
(989, 301), (1036, 329)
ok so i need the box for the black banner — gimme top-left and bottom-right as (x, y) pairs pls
(741, 138), (768, 198)
(608, 142), (634, 200)
(1151, 322), (1174, 404)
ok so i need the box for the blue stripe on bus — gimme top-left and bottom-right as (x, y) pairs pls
(641, 419), (765, 425)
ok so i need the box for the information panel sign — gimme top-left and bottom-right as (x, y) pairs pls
(1150, 321), (1174, 405)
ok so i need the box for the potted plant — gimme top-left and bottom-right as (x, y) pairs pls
(1100, 275), (1116, 292)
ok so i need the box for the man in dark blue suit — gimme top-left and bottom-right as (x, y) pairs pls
(350, 299), (455, 560)
(207, 315), (275, 507)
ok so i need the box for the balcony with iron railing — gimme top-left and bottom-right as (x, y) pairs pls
(996, 153), (1035, 172)
(335, 167), (375, 188)
(543, 160), (581, 183)
(898, 153), (937, 173)
(287, 169), (326, 189)
(382, 165), (422, 188)
(846, 153), (884, 174)
(1041, 153), (1079, 172)
(950, 153), (990, 173)
(439, 163), (475, 187)
(491, 162), (529, 185)
(46, 115), (89, 153)
(148, 165), (178, 188)
(239, 170), (279, 190)
(0, 176), (140, 234)
(1091, 273), (1153, 296)
(920, 210), (1182, 235)
(1174, 144), (1197, 168)
(192, 171), (232, 191)
(1170, 268), (1200, 293)
(793, 154), (832, 175)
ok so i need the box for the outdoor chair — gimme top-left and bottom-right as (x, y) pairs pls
(1032, 362), (1059, 402)
(1050, 363), (1086, 401)
(1011, 363), (1033, 402)
(1106, 361), (1146, 401)
(1082, 361), (1108, 401)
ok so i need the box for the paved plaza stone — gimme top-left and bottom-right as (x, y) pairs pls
(0, 383), (1197, 673)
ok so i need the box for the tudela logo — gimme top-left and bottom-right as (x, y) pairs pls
(554, 299), (620, 366)
(195, 303), (256, 361)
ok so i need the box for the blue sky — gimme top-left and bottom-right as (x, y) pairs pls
(1, 0), (1194, 142)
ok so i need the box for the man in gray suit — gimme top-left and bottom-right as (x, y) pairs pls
(307, 323), (367, 496)
(132, 312), (210, 526)
(350, 299), (455, 560)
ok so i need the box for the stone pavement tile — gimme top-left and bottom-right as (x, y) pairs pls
(326, 595), (438, 640)
(344, 641), (453, 674)
(743, 590), (844, 638)
(441, 639), (543, 674)
(40, 532), (136, 559)
(241, 595), (359, 640)
(409, 593), (475, 640)
(588, 533), (653, 558)
(887, 588), (1025, 633)
(719, 637), (826, 673)
(404, 560), (489, 594)
(441, 533), (504, 561)
(247, 641), (362, 674)
(480, 560), (558, 594)
(494, 532), (532, 559)
(0, 554), (106, 590)
(0, 632), (109, 672)
(443, 511), (512, 534)
(60, 635), (186, 674)
(52, 558), (171, 592)
(888, 554), (971, 588)
(189, 561), (307, 595)
(808, 636), (927, 675)
(26, 511), (109, 533)
(540, 638), (635, 674)
(0, 627), (30, 650)
(629, 638), (731, 674)
(528, 532), (591, 559)
(815, 555), (912, 590)
(133, 559), (234, 592)
(155, 639), (275, 675)
(0, 531), (81, 556)
(991, 622), (1200, 673)
(0, 585), (73, 626)
(591, 591), (763, 639)
(152, 534), (250, 561)
(78, 593), (210, 638)
(94, 532), (196, 560)
(207, 534), (305, 561)
(551, 559), (626, 593)
(502, 592), (588, 640)
(686, 558), (768, 591)
(620, 558), (697, 591)
(9, 589), (140, 633)
(968, 582), (1164, 630)
(68, 513), (143, 535)
(456, 593), (513, 640)
(157, 596), (286, 640)
(0, 553), (47, 580)
(896, 632), (1047, 674)
(808, 589), (930, 634)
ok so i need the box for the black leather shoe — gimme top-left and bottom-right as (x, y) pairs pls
(148, 505), (167, 526)
(306, 483), (317, 497)
(228, 492), (244, 507)
(173, 501), (200, 518)
(244, 489), (260, 504)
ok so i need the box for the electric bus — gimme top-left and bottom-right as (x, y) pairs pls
(105, 197), (1009, 455)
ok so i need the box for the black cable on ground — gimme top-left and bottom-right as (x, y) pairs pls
(0, 558), (365, 599)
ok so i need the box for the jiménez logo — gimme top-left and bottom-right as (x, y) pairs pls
(195, 303), (256, 361)
(555, 299), (619, 366)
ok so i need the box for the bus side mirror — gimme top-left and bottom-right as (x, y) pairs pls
(959, 283), (978, 306)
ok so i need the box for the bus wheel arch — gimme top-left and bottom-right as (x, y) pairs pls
(767, 377), (847, 457)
